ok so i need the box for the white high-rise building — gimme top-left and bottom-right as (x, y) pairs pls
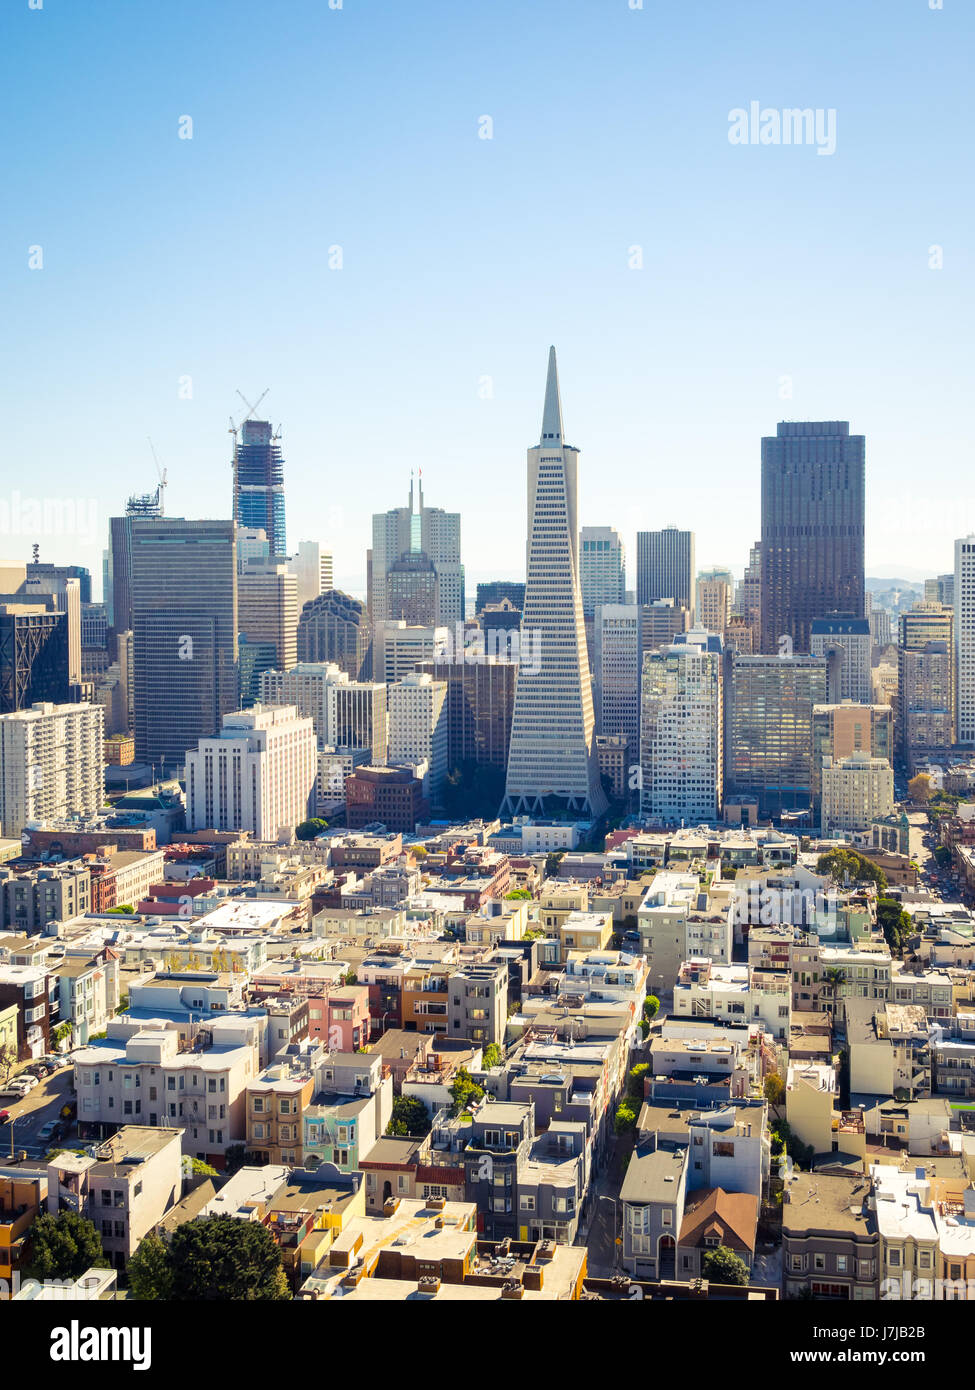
(640, 627), (723, 825)
(820, 752), (895, 837)
(593, 604), (641, 753)
(580, 527), (625, 619)
(289, 541), (334, 614)
(0, 701), (104, 837)
(185, 704), (316, 838)
(373, 622), (449, 684)
(956, 536), (975, 745)
(371, 479), (463, 626)
(260, 662), (387, 763)
(810, 615), (872, 704)
(501, 348), (606, 820)
(388, 671), (448, 801)
(237, 527), (270, 571)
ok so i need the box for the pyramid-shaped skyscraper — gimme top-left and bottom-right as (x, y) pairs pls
(501, 348), (607, 820)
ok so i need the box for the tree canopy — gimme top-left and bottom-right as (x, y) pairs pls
(877, 897), (913, 952)
(908, 773), (932, 804)
(449, 1067), (484, 1116)
(25, 1211), (107, 1283)
(701, 1245), (749, 1286)
(387, 1094), (430, 1137)
(127, 1233), (174, 1300)
(162, 1216), (290, 1300)
(816, 847), (887, 892)
(295, 818), (329, 841)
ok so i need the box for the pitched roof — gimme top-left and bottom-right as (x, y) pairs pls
(678, 1187), (758, 1253)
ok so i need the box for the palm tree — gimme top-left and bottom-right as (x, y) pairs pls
(822, 966), (845, 1005)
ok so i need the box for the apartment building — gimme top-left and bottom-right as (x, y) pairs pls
(247, 1042), (322, 1166)
(672, 958), (791, 1041)
(782, 1171), (879, 1300)
(302, 1051), (393, 1174)
(0, 700), (104, 837)
(0, 964), (55, 1059)
(820, 753), (895, 838)
(52, 948), (120, 1046)
(0, 863), (90, 932)
(186, 704), (316, 838)
(47, 1127), (183, 1271)
(621, 1142), (689, 1280)
(72, 1018), (261, 1165)
(447, 962), (508, 1047)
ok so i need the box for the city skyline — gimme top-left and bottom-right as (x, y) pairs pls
(3, 0), (972, 590)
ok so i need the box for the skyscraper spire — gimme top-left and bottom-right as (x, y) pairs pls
(501, 347), (607, 822)
(540, 344), (563, 445)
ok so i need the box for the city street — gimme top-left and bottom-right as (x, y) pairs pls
(907, 809), (966, 904)
(0, 1066), (75, 1161)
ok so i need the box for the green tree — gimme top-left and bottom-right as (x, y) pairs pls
(0, 1040), (15, 1082)
(505, 889), (533, 901)
(127, 1232), (174, 1300)
(386, 1095), (430, 1137)
(934, 845), (953, 868)
(449, 1067), (484, 1116)
(701, 1245), (749, 1286)
(764, 1073), (786, 1108)
(167, 1216), (291, 1300)
(877, 897), (913, 952)
(189, 1158), (219, 1177)
(643, 994), (660, 1021)
(614, 1100), (638, 1136)
(627, 1063), (649, 1102)
(544, 852), (565, 879)
(816, 848), (887, 893)
(482, 1043), (503, 1068)
(106, 904), (135, 914)
(51, 1021), (74, 1050)
(295, 818), (329, 841)
(25, 1211), (108, 1282)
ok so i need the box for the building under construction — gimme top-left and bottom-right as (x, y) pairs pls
(232, 419), (287, 559)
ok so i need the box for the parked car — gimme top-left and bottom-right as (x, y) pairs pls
(0, 1109), (10, 1125)
(12, 1074), (38, 1092)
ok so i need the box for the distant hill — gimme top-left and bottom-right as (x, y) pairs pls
(866, 576), (924, 593)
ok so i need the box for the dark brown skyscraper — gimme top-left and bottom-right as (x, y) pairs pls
(760, 421), (865, 655)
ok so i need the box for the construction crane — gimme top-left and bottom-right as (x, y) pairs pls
(147, 438), (168, 514)
(229, 388), (270, 447)
(229, 389), (270, 526)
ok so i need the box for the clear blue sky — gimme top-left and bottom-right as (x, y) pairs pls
(2, 0), (972, 596)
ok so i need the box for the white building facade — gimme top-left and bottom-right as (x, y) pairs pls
(185, 704), (316, 837)
(0, 701), (104, 837)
